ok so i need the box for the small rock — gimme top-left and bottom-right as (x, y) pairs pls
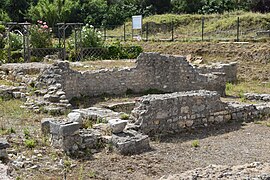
(108, 119), (128, 134)
(68, 112), (83, 124)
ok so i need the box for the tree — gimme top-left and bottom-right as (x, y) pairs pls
(1, 0), (32, 22)
(149, 0), (171, 14)
(250, 0), (270, 13)
(27, 0), (81, 26)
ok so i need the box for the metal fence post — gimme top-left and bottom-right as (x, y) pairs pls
(236, 17), (240, 42)
(7, 26), (11, 63)
(146, 22), (149, 41)
(124, 23), (126, 41)
(171, 21), (174, 41)
(202, 17), (205, 41)
(104, 26), (106, 41)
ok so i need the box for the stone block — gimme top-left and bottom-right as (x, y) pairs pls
(68, 112), (83, 125)
(108, 119), (128, 134)
(0, 139), (10, 150)
(49, 121), (61, 135)
(111, 130), (150, 155)
(59, 122), (80, 136)
(41, 118), (54, 135)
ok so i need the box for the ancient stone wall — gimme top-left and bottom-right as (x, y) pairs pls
(131, 90), (270, 135)
(196, 62), (238, 83)
(37, 53), (227, 100)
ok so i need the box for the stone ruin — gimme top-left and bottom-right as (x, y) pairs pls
(131, 90), (270, 135)
(0, 52), (270, 156)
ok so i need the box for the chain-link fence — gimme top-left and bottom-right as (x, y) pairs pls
(1, 17), (269, 63)
(97, 16), (269, 42)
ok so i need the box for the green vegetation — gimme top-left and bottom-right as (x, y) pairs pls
(226, 81), (270, 97)
(1, 0), (270, 26)
(120, 113), (130, 120)
(191, 139), (200, 148)
(23, 128), (30, 139)
(0, 127), (15, 135)
(30, 21), (52, 48)
(24, 139), (36, 148)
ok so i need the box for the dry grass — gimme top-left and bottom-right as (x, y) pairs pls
(226, 81), (270, 97)
(0, 79), (15, 86)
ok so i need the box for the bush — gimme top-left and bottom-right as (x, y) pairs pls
(9, 32), (23, 51)
(0, 49), (7, 64)
(30, 20), (52, 48)
(69, 24), (104, 49)
(105, 42), (143, 59)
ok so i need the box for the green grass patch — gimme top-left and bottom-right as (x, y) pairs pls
(226, 81), (270, 97)
(0, 99), (32, 120)
(191, 139), (200, 148)
(120, 113), (129, 120)
(24, 139), (36, 149)
(0, 79), (14, 86)
(109, 11), (270, 41)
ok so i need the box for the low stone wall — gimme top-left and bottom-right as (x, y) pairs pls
(37, 53), (227, 100)
(196, 62), (238, 83)
(0, 85), (26, 101)
(131, 90), (270, 136)
(244, 93), (270, 102)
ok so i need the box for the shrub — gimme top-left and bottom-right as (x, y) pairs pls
(0, 49), (7, 64)
(105, 42), (143, 59)
(81, 24), (103, 48)
(9, 32), (23, 51)
(69, 24), (104, 49)
(30, 20), (52, 48)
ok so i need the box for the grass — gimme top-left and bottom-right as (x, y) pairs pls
(107, 11), (270, 42)
(0, 99), (43, 123)
(226, 81), (270, 97)
(120, 113), (130, 120)
(0, 79), (15, 86)
(24, 139), (36, 149)
(0, 127), (16, 135)
(191, 140), (200, 148)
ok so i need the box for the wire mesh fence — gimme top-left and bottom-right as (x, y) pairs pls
(78, 48), (108, 61)
(30, 48), (64, 61)
(0, 17), (269, 63)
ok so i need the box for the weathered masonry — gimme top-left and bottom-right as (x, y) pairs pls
(131, 90), (270, 136)
(37, 53), (227, 100)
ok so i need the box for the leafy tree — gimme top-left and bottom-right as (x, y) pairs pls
(149, 0), (171, 14)
(250, 0), (270, 13)
(2, 0), (32, 22)
(27, 0), (80, 26)
(81, 0), (108, 25)
(0, 10), (11, 22)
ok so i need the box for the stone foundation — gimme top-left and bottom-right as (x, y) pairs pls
(131, 90), (270, 136)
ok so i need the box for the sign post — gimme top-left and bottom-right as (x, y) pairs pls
(132, 15), (142, 40)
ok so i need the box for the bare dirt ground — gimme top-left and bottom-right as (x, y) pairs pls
(9, 119), (270, 179)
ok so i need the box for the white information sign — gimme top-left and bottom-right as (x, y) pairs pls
(132, 15), (142, 29)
